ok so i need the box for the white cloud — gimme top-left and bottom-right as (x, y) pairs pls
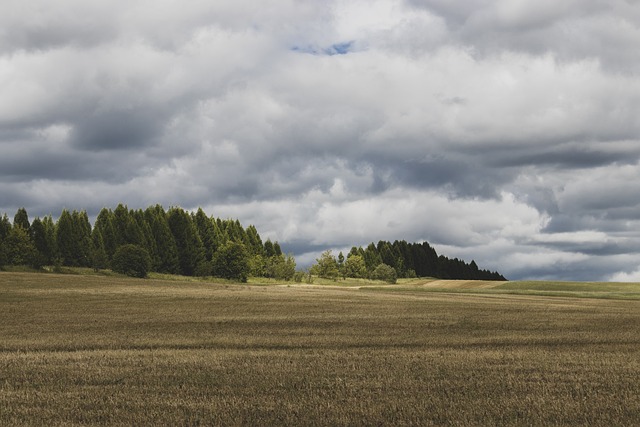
(1, 0), (640, 280)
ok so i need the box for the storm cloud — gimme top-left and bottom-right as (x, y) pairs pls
(1, 0), (640, 280)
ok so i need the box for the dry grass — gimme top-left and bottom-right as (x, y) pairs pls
(1, 271), (640, 426)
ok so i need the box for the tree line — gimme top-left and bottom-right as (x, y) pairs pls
(0, 205), (295, 282)
(311, 240), (506, 282)
(0, 205), (506, 282)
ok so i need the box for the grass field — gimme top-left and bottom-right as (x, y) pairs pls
(1, 272), (640, 425)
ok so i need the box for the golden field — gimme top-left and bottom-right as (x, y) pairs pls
(1, 271), (639, 426)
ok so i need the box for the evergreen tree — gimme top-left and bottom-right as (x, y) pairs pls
(112, 204), (143, 247)
(144, 205), (180, 274)
(95, 208), (117, 260)
(264, 239), (276, 257)
(132, 209), (158, 268)
(0, 214), (11, 267)
(378, 241), (396, 270)
(273, 241), (282, 257)
(30, 217), (51, 267)
(193, 208), (216, 261)
(72, 210), (92, 267)
(91, 228), (109, 271)
(363, 243), (382, 272)
(42, 215), (57, 264)
(56, 209), (75, 266)
(13, 208), (30, 231)
(245, 225), (264, 256)
(167, 207), (205, 276)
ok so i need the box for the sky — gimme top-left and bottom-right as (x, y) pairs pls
(2, 0), (640, 281)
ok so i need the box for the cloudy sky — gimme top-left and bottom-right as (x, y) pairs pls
(2, 0), (640, 281)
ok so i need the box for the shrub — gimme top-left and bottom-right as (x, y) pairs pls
(212, 241), (250, 282)
(111, 244), (151, 278)
(371, 263), (397, 284)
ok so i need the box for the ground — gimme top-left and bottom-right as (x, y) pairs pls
(1, 271), (640, 425)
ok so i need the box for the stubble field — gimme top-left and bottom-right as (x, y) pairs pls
(1, 272), (640, 426)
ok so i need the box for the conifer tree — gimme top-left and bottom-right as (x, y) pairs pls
(193, 208), (216, 261)
(167, 207), (205, 276)
(91, 228), (109, 271)
(13, 208), (30, 231)
(264, 239), (276, 257)
(363, 243), (382, 272)
(56, 209), (75, 266)
(30, 217), (51, 267)
(245, 225), (264, 255)
(94, 208), (117, 260)
(42, 215), (57, 263)
(0, 214), (12, 267)
(144, 205), (180, 274)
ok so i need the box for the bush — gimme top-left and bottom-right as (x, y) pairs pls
(212, 241), (250, 282)
(112, 244), (151, 278)
(371, 263), (397, 284)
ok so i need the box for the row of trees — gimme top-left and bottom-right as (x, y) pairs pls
(311, 240), (506, 282)
(0, 205), (295, 282)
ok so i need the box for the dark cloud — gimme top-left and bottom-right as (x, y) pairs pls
(70, 109), (166, 151)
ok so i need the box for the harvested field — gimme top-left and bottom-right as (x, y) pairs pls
(1, 272), (640, 425)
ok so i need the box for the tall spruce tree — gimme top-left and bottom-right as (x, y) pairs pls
(167, 207), (205, 276)
(94, 208), (117, 260)
(144, 205), (180, 274)
(13, 208), (30, 231)
(56, 209), (75, 266)
(30, 217), (51, 267)
(193, 208), (216, 261)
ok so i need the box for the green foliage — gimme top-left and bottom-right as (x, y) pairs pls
(371, 263), (397, 284)
(344, 254), (367, 278)
(91, 229), (109, 272)
(5, 226), (38, 268)
(167, 207), (205, 276)
(312, 250), (340, 280)
(144, 205), (180, 274)
(0, 205), (296, 280)
(212, 241), (250, 282)
(29, 218), (49, 268)
(111, 244), (151, 278)
(56, 210), (77, 266)
(13, 208), (30, 231)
